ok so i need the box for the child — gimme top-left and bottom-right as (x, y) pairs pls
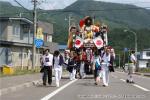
(67, 53), (77, 80)
(94, 55), (102, 85)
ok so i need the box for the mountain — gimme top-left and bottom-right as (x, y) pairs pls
(0, 0), (150, 51)
(64, 0), (150, 29)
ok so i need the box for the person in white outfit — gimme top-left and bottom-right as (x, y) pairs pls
(53, 50), (64, 87)
(101, 48), (111, 87)
(80, 61), (85, 79)
(126, 50), (136, 83)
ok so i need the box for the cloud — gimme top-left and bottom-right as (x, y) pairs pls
(0, 0), (150, 10)
(39, 0), (77, 10)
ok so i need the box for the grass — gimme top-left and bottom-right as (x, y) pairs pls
(0, 67), (40, 77)
(0, 66), (69, 78)
(138, 68), (150, 73)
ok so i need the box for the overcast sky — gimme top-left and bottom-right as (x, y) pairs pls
(0, 0), (150, 10)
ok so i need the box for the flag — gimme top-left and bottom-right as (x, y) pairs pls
(93, 37), (104, 49)
(75, 36), (83, 48)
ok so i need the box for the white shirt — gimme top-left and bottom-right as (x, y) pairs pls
(102, 53), (110, 66)
(54, 56), (61, 69)
(42, 53), (53, 66)
(130, 54), (136, 63)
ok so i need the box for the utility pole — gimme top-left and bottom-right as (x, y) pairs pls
(124, 30), (138, 54)
(68, 14), (71, 33)
(32, 0), (37, 70)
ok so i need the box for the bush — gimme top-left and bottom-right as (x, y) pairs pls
(138, 68), (150, 73)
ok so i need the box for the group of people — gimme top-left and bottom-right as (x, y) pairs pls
(94, 47), (115, 86)
(40, 49), (64, 87)
(39, 47), (136, 88)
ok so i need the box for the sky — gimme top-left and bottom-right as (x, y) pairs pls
(0, 0), (150, 10)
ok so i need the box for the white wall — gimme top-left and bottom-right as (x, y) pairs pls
(141, 51), (150, 59)
(138, 60), (148, 68)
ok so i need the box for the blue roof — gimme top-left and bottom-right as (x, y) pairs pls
(59, 45), (67, 49)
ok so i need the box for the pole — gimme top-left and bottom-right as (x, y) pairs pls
(123, 50), (126, 69)
(32, 0), (37, 70)
(118, 54), (120, 69)
(68, 14), (71, 33)
(124, 30), (137, 54)
(124, 29), (138, 71)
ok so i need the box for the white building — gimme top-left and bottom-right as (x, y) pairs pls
(138, 48), (150, 68)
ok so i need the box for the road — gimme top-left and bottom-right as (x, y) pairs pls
(1, 71), (150, 100)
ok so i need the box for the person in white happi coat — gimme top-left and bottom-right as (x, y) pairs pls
(53, 50), (64, 87)
(101, 48), (111, 87)
(126, 50), (136, 83)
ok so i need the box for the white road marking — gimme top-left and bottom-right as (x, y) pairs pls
(133, 84), (150, 92)
(116, 71), (150, 79)
(120, 79), (150, 92)
(41, 79), (78, 100)
(120, 79), (126, 82)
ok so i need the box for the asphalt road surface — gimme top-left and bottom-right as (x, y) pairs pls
(1, 71), (150, 100)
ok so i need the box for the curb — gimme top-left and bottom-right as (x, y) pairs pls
(134, 72), (150, 77)
(0, 79), (42, 96)
(0, 74), (69, 96)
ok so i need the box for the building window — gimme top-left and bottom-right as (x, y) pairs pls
(47, 35), (52, 42)
(13, 24), (20, 35)
(146, 52), (150, 57)
(19, 53), (22, 59)
(24, 54), (26, 58)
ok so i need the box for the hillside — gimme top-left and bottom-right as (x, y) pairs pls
(64, 0), (150, 28)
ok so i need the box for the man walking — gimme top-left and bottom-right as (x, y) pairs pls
(126, 50), (137, 83)
(42, 49), (53, 86)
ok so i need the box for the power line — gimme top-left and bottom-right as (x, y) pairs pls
(14, 0), (31, 12)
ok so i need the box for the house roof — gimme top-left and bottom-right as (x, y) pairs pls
(59, 45), (67, 50)
(0, 17), (53, 35)
(143, 48), (150, 51)
(0, 17), (33, 24)
(0, 40), (49, 48)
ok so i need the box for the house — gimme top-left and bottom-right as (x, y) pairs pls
(0, 17), (58, 69)
(137, 48), (150, 68)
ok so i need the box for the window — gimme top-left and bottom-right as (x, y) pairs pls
(47, 35), (52, 42)
(19, 53), (22, 59)
(13, 24), (20, 35)
(146, 52), (150, 57)
(24, 54), (26, 58)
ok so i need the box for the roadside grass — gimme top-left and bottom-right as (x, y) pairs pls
(0, 66), (69, 78)
(0, 67), (40, 77)
(138, 68), (150, 73)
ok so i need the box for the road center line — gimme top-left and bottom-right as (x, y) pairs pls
(116, 71), (150, 79)
(120, 79), (126, 82)
(41, 79), (78, 100)
(120, 79), (150, 92)
(133, 84), (150, 92)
